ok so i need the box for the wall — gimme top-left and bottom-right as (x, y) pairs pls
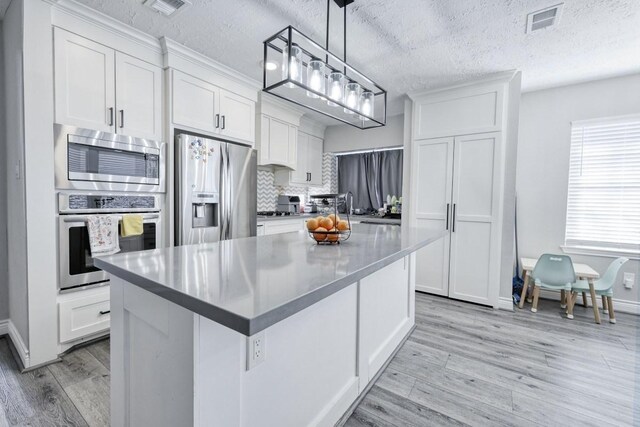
(324, 114), (404, 153)
(257, 154), (338, 211)
(3, 0), (29, 344)
(0, 20), (8, 321)
(517, 73), (640, 310)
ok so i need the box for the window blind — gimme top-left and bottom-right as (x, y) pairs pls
(565, 114), (640, 254)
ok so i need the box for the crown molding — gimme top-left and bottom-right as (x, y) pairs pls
(407, 70), (519, 101)
(161, 37), (260, 91)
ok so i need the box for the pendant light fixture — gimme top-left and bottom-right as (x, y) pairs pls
(262, 0), (386, 129)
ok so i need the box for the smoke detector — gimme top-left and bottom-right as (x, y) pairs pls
(144, 0), (191, 17)
(526, 3), (564, 33)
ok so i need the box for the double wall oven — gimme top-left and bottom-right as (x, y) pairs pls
(55, 125), (165, 291)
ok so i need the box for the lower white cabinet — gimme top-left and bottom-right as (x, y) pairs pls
(58, 287), (110, 343)
(258, 219), (304, 236)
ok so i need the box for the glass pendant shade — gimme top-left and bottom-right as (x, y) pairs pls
(343, 82), (361, 114)
(306, 59), (326, 98)
(282, 44), (303, 88)
(359, 90), (374, 120)
(327, 72), (346, 107)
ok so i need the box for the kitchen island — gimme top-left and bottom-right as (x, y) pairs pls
(95, 224), (443, 427)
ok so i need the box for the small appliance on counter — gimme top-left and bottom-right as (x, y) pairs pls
(277, 195), (301, 214)
(305, 200), (318, 213)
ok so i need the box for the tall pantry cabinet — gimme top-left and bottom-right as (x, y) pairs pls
(407, 72), (521, 308)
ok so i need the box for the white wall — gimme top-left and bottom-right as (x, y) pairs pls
(324, 114), (404, 153)
(3, 0), (29, 341)
(0, 20), (8, 321)
(517, 73), (640, 308)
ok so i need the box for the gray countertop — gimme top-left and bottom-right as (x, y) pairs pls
(95, 224), (443, 336)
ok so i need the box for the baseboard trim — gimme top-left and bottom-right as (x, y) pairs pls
(3, 321), (30, 369)
(538, 289), (640, 315)
(498, 297), (514, 311)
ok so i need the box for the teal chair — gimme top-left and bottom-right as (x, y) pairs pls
(570, 257), (628, 324)
(531, 254), (576, 318)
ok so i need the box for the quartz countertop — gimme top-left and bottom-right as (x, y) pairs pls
(95, 224), (443, 336)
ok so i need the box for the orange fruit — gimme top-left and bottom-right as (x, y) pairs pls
(336, 220), (350, 231)
(319, 217), (334, 230)
(328, 214), (340, 224)
(327, 228), (340, 242)
(306, 218), (319, 230)
(313, 227), (328, 242)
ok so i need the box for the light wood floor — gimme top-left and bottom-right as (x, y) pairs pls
(0, 293), (638, 426)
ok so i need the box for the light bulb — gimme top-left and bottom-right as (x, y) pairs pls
(282, 44), (303, 88)
(327, 72), (345, 107)
(359, 91), (374, 120)
(343, 82), (361, 114)
(306, 60), (325, 98)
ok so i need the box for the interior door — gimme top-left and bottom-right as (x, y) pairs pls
(54, 28), (115, 132)
(448, 133), (500, 305)
(411, 137), (454, 296)
(290, 132), (308, 184)
(307, 135), (323, 186)
(172, 70), (219, 133)
(115, 52), (162, 141)
(219, 89), (255, 144)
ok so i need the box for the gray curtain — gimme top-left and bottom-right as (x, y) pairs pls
(338, 150), (403, 212)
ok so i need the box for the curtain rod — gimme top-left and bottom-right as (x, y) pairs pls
(334, 146), (403, 156)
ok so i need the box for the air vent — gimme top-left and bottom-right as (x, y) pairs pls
(144, 0), (191, 17)
(526, 3), (564, 33)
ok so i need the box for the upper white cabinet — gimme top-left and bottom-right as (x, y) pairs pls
(257, 98), (303, 169)
(408, 72), (521, 308)
(172, 70), (256, 145)
(274, 131), (323, 186)
(54, 28), (163, 141)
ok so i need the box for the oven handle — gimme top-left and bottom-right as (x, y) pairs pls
(62, 213), (160, 223)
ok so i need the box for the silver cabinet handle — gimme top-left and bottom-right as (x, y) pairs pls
(215, 114), (220, 129)
(221, 115), (226, 130)
(119, 110), (124, 128)
(446, 203), (450, 230)
(452, 203), (456, 233)
(108, 107), (114, 126)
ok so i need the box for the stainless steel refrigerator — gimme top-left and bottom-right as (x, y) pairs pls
(175, 134), (257, 245)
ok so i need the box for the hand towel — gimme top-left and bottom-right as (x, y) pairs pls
(86, 215), (120, 256)
(121, 214), (144, 237)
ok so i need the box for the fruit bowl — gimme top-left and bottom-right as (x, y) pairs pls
(305, 213), (351, 245)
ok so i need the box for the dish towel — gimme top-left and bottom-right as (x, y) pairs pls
(121, 214), (144, 237)
(86, 215), (120, 256)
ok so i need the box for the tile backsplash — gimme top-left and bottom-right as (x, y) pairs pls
(257, 153), (338, 211)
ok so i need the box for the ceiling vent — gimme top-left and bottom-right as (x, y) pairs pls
(144, 0), (191, 17)
(526, 3), (564, 33)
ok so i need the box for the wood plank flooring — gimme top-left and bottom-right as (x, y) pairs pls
(0, 293), (638, 426)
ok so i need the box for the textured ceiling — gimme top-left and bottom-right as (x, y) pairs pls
(74, 0), (640, 117)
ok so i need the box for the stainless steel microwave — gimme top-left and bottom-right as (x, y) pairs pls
(54, 124), (166, 193)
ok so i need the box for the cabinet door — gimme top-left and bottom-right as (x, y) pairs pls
(448, 133), (500, 306)
(289, 132), (309, 184)
(115, 52), (163, 140)
(54, 28), (115, 132)
(219, 89), (255, 145)
(307, 135), (323, 186)
(172, 70), (219, 133)
(411, 137), (454, 296)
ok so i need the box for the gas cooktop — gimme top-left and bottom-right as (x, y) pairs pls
(257, 211), (297, 217)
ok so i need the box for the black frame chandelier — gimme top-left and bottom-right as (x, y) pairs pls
(262, 0), (387, 129)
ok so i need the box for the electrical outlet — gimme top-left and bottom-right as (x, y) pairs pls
(623, 272), (635, 289)
(246, 331), (266, 370)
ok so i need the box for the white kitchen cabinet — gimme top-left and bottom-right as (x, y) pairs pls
(54, 28), (163, 141)
(54, 28), (115, 132)
(259, 219), (304, 236)
(172, 70), (256, 145)
(408, 72), (521, 308)
(259, 115), (298, 169)
(115, 52), (163, 141)
(274, 131), (323, 186)
(58, 287), (110, 343)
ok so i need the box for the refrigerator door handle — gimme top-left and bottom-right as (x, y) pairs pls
(220, 143), (232, 240)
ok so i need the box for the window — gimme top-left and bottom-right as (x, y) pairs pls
(564, 114), (640, 256)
